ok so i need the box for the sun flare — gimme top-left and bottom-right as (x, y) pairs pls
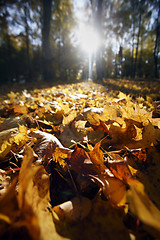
(77, 24), (101, 54)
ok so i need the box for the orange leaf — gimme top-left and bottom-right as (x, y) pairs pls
(88, 141), (106, 174)
(69, 146), (97, 175)
(127, 184), (160, 234)
(106, 156), (132, 183)
(128, 148), (147, 163)
(14, 104), (28, 114)
(91, 174), (126, 205)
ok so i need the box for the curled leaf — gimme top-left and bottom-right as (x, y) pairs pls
(106, 156), (132, 183)
(91, 174), (126, 206)
(29, 130), (65, 161)
(53, 196), (92, 222)
(69, 146), (97, 175)
(127, 184), (160, 233)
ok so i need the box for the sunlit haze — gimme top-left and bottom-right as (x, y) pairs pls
(76, 24), (101, 55)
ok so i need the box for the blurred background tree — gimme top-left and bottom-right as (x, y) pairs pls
(0, 0), (159, 85)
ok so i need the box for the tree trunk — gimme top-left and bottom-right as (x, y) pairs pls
(95, 0), (103, 82)
(24, 4), (30, 81)
(133, 13), (141, 78)
(131, 19), (136, 78)
(138, 33), (143, 78)
(42, 0), (52, 81)
(153, 1), (160, 79)
(3, 7), (12, 82)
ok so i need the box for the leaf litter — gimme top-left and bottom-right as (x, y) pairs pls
(0, 81), (160, 239)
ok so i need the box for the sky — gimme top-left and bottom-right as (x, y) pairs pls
(73, 0), (90, 24)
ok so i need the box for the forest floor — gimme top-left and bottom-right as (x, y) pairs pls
(0, 78), (160, 240)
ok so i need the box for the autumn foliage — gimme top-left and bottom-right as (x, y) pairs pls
(0, 81), (160, 240)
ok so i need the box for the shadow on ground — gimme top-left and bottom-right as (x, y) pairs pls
(0, 78), (160, 101)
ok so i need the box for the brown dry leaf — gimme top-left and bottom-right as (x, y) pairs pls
(69, 146), (97, 175)
(103, 122), (136, 149)
(87, 198), (129, 239)
(56, 197), (130, 240)
(99, 120), (110, 134)
(74, 120), (87, 130)
(32, 168), (67, 240)
(18, 145), (36, 208)
(127, 184), (160, 238)
(0, 172), (39, 240)
(87, 112), (100, 126)
(87, 128), (105, 144)
(14, 104), (28, 114)
(106, 156), (132, 183)
(88, 141), (106, 174)
(100, 103), (119, 122)
(62, 109), (77, 125)
(53, 196), (92, 222)
(14, 125), (28, 146)
(18, 145), (66, 240)
(0, 178), (19, 226)
(0, 116), (26, 132)
(132, 146), (160, 210)
(141, 121), (160, 147)
(130, 106), (152, 126)
(105, 176), (126, 205)
(53, 147), (72, 167)
(0, 124), (28, 160)
(0, 179), (31, 240)
(29, 130), (64, 161)
(0, 139), (13, 160)
(132, 125), (143, 141)
(38, 109), (63, 125)
(127, 148), (147, 164)
(0, 128), (18, 159)
(127, 122), (160, 149)
(18, 145), (40, 240)
(7, 91), (18, 99)
(59, 126), (81, 147)
(69, 141), (105, 175)
(119, 101), (152, 126)
(0, 170), (11, 197)
(92, 174), (127, 206)
(69, 142), (127, 206)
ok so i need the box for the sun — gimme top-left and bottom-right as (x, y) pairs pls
(77, 24), (101, 55)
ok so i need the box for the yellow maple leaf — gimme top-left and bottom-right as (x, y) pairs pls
(7, 91), (18, 99)
(14, 125), (28, 145)
(52, 148), (68, 168)
(0, 140), (13, 159)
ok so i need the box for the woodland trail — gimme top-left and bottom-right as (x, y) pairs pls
(0, 79), (160, 240)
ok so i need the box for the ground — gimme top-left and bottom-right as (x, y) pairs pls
(0, 78), (160, 240)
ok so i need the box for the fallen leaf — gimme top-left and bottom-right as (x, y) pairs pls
(29, 130), (65, 162)
(106, 156), (132, 183)
(69, 146), (97, 175)
(14, 104), (28, 114)
(0, 117), (26, 132)
(91, 174), (126, 205)
(88, 141), (106, 174)
(127, 184), (160, 237)
(0, 128), (18, 159)
(53, 196), (92, 222)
